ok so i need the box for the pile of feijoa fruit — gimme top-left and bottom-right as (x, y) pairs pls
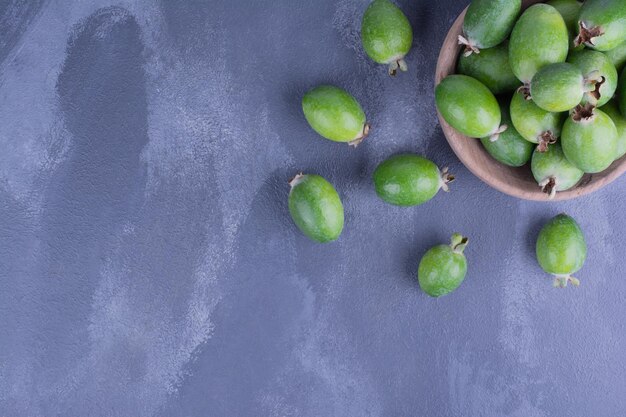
(436, 0), (626, 199)
(289, 0), (610, 297)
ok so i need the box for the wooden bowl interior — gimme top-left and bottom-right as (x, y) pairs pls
(435, 0), (626, 201)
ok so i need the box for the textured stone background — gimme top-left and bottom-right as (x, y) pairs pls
(1, 1), (625, 416)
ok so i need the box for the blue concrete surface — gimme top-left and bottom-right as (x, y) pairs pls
(1, 1), (625, 416)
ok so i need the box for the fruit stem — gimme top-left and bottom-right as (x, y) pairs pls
(489, 124), (508, 142)
(552, 275), (580, 288)
(457, 35), (480, 56)
(574, 21), (605, 48)
(450, 233), (469, 254)
(537, 131), (557, 152)
(388, 58), (408, 76)
(348, 123), (370, 148)
(288, 172), (305, 188)
(439, 167), (455, 192)
(538, 176), (557, 199)
(517, 84), (531, 100)
(583, 72), (605, 104)
(571, 103), (596, 123)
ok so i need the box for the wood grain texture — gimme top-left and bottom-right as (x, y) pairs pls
(435, 0), (626, 201)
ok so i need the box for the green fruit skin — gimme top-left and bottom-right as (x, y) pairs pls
(373, 154), (441, 206)
(435, 75), (501, 138)
(418, 245), (467, 297)
(536, 214), (586, 276)
(510, 90), (563, 144)
(620, 68), (626, 117)
(602, 100), (626, 160)
(561, 108), (618, 173)
(604, 40), (626, 72)
(463, 0), (521, 49)
(530, 62), (584, 112)
(302, 86), (366, 142)
(547, 0), (582, 49)
(568, 50), (618, 107)
(361, 0), (413, 64)
(578, 0), (626, 52)
(457, 42), (520, 94)
(531, 142), (584, 191)
(288, 175), (344, 243)
(509, 4), (569, 83)
(480, 102), (533, 166)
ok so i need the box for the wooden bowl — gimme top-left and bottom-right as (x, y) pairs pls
(435, 0), (626, 201)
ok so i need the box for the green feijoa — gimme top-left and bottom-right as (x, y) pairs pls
(531, 142), (584, 199)
(604, 40), (626, 72)
(568, 50), (619, 107)
(302, 85), (369, 147)
(435, 75), (503, 139)
(575, 0), (626, 52)
(418, 234), (469, 297)
(361, 0), (413, 76)
(602, 100), (626, 160)
(373, 154), (453, 206)
(459, 0), (521, 55)
(530, 63), (585, 112)
(288, 174), (344, 243)
(457, 42), (520, 94)
(547, 0), (583, 49)
(536, 214), (586, 287)
(509, 4), (569, 84)
(509, 90), (562, 151)
(620, 67), (626, 116)
(561, 104), (618, 173)
(480, 101), (533, 166)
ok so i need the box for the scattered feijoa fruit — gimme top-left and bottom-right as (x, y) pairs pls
(509, 89), (562, 151)
(361, 0), (413, 76)
(536, 214), (587, 288)
(457, 42), (520, 94)
(574, 0), (626, 52)
(418, 234), (469, 297)
(302, 85), (369, 147)
(458, 0), (521, 56)
(373, 154), (453, 206)
(568, 49), (618, 107)
(529, 62), (601, 112)
(531, 142), (584, 199)
(288, 174), (344, 243)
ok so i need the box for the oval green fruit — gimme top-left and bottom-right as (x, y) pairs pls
(457, 42), (520, 94)
(509, 4), (569, 84)
(373, 154), (453, 206)
(602, 100), (626, 160)
(575, 0), (626, 52)
(361, 0), (413, 76)
(536, 214), (586, 287)
(509, 90), (562, 151)
(604, 40), (626, 72)
(435, 75), (503, 139)
(459, 0), (521, 55)
(302, 85), (369, 147)
(418, 234), (469, 297)
(480, 101), (533, 167)
(530, 63), (586, 112)
(561, 105), (618, 173)
(547, 0), (583, 50)
(531, 142), (583, 198)
(568, 49), (618, 107)
(288, 174), (344, 243)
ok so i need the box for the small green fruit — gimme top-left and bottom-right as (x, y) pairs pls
(480, 101), (533, 167)
(619, 67), (626, 117)
(288, 174), (344, 243)
(531, 142), (584, 199)
(457, 42), (520, 94)
(568, 49), (618, 107)
(509, 90), (562, 151)
(536, 214), (586, 288)
(547, 0), (583, 50)
(418, 234), (469, 297)
(561, 104), (618, 173)
(361, 0), (413, 76)
(509, 4), (569, 84)
(435, 75), (504, 139)
(574, 0), (626, 52)
(302, 85), (369, 147)
(602, 100), (626, 160)
(373, 154), (453, 206)
(604, 40), (626, 72)
(458, 0), (521, 55)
